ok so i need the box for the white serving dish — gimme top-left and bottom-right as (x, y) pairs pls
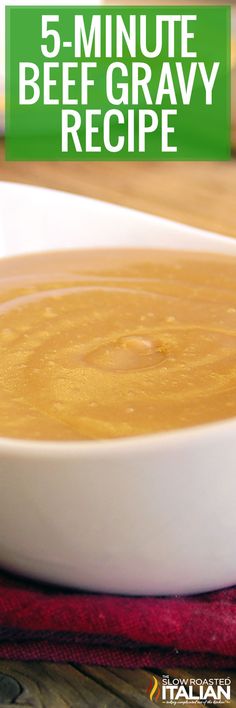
(0, 181), (236, 596)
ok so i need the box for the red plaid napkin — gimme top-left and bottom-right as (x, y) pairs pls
(0, 571), (236, 668)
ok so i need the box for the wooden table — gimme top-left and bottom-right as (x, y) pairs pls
(0, 137), (236, 704)
(0, 140), (236, 237)
(0, 664), (236, 707)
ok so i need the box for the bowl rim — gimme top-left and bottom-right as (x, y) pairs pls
(0, 415), (236, 459)
(0, 180), (236, 456)
(0, 179), (235, 245)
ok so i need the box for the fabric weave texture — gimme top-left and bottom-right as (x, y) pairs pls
(0, 572), (235, 668)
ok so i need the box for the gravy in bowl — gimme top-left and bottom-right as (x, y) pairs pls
(0, 248), (236, 441)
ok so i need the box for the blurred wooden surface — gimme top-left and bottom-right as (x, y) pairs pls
(0, 663), (236, 707)
(0, 140), (236, 237)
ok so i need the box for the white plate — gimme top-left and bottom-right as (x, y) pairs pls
(0, 181), (236, 596)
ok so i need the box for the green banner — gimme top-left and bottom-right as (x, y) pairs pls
(6, 5), (231, 161)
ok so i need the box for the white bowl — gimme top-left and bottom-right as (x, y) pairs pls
(0, 181), (236, 596)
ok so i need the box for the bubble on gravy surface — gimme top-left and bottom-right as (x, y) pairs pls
(0, 248), (236, 441)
